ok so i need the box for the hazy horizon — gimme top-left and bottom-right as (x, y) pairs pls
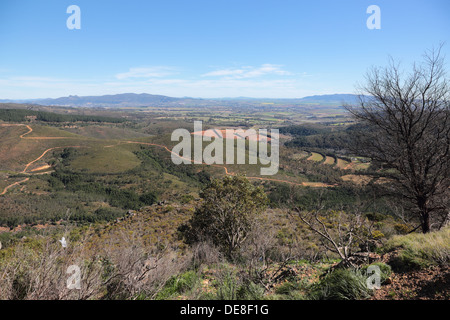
(1, 92), (358, 102)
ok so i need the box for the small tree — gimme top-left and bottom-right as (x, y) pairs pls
(179, 175), (268, 259)
(346, 45), (450, 233)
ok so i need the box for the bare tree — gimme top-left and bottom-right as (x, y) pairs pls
(293, 206), (374, 268)
(346, 45), (450, 233)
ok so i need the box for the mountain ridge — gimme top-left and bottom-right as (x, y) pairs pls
(0, 93), (360, 108)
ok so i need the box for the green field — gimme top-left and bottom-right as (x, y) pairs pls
(69, 143), (142, 173)
(307, 152), (324, 162)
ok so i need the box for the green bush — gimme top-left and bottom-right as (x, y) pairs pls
(11, 271), (32, 300)
(213, 271), (265, 300)
(236, 280), (265, 300)
(309, 268), (371, 300)
(139, 191), (158, 206)
(394, 223), (412, 235)
(275, 281), (298, 295)
(272, 280), (308, 300)
(180, 175), (268, 260)
(156, 270), (200, 300)
(180, 194), (195, 204)
(215, 271), (239, 300)
(365, 212), (387, 222)
(361, 262), (392, 284)
(94, 207), (124, 221)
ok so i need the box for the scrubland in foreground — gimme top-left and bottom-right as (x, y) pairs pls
(0, 183), (448, 300)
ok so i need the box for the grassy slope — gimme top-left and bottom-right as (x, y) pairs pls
(61, 125), (153, 140)
(382, 227), (450, 269)
(70, 143), (142, 173)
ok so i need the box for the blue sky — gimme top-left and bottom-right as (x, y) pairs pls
(0, 0), (449, 99)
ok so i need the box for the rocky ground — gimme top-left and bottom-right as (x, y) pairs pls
(371, 265), (449, 300)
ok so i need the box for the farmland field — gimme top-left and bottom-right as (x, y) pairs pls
(323, 156), (335, 165)
(336, 158), (350, 169)
(307, 152), (324, 162)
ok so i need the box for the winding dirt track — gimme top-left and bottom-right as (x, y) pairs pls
(21, 146), (82, 173)
(0, 124), (81, 195)
(0, 124), (330, 195)
(0, 178), (30, 196)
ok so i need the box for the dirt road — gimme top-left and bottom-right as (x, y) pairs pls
(0, 124), (80, 195)
(0, 178), (30, 196)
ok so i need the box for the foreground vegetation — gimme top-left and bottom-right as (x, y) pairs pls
(0, 187), (448, 300)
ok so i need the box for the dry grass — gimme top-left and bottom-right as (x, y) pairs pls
(383, 227), (450, 266)
(335, 158), (349, 169)
(323, 156), (335, 165)
(291, 151), (310, 160)
(353, 162), (370, 170)
(302, 182), (333, 188)
(341, 174), (372, 185)
(307, 152), (323, 162)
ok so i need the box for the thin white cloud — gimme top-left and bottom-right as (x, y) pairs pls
(202, 69), (246, 77)
(202, 64), (292, 79)
(115, 67), (175, 80)
(11, 76), (69, 82)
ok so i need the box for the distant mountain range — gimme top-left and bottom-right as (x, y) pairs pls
(0, 93), (360, 108)
(296, 94), (359, 104)
(0, 93), (196, 108)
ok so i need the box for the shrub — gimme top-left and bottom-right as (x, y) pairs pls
(94, 207), (124, 222)
(371, 230), (385, 240)
(236, 280), (265, 300)
(309, 268), (371, 300)
(394, 223), (412, 235)
(155, 270), (200, 300)
(361, 262), (392, 284)
(215, 270), (239, 300)
(180, 194), (195, 204)
(139, 191), (158, 206)
(213, 270), (265, 300)
(180, 175), (268, 260)
(388, 249), (431, 271)
(272, 280), (308, 300)
(365, 212), (387, 222)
